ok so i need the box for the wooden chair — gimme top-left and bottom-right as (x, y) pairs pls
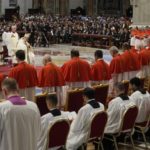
(35, 93), (51, 116)
(93, 84), (109, 106)
(65, 89), (84, 113)
(84, 111), (108, 150)
(47, 119), (70, 149)
(105, 105), (138, 150)
(135, 114), (150, 148)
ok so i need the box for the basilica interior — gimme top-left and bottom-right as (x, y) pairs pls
(0, 0), (150, 150)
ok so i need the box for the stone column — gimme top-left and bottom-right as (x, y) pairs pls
(132, 0), (150, 26)
(32, 0), (39, 8)
(87, 0), (94, 16)
(55, 0), (60, 14)
(59, 0), (69, 15)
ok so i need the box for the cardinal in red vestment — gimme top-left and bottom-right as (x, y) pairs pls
(9, 50), (38, 101)
(91, 50), (110, 84)
(61, 49), (91, 89)
(38, 54), (65, 106)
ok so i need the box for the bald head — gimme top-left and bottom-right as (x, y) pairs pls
(43, 54), (52, 65)
(109, 46), (119, 57)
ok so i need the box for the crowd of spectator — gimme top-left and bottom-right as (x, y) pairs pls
(0, 14), (131, 47)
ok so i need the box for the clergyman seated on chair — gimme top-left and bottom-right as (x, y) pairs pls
(37, 94), (70, 150)
(130, 77), (150, 123)
(103, 82), (135, 150)
(66, 87), (104, 150)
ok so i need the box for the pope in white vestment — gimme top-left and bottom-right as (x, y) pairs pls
(17, 34), (35, 65)
(66, 100), (104, 150)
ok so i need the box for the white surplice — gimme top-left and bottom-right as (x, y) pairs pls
(2, 31), (10, 46)
(17, 38), (35, 65)
(130, 36), (136, 47)
(105, 97), (135, 134)
(37, 111), (70, 150)
(0, 100), (41, 150)
(7, 32), (19, 56)
(130, 91), (150, 123)
(66, 101), (104, 150)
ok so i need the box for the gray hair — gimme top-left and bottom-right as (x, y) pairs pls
(1, 78), (18, 92)
(114, 82), (125, 92)
(43, 54), (52, 62)
(109, 46), (119, 52)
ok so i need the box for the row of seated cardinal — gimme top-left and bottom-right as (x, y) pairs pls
(0, 42), (150, 107)
(0, 77), (149, 150)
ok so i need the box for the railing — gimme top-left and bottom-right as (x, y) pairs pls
(72, 33), (112, 49)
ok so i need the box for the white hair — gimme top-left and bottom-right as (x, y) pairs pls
(43, 54), (52, 62)
(109, 46), (119, 52)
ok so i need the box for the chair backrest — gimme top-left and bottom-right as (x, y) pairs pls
(139, 78), (145, 89)
(120, 105), (138, 133)
(88, 111), (108, 141)
(35, 93), (49, 116)
(122, 80), (129, 95)
(65, 89), (84, 113)
(93, 84), (109, 106)
(48, 119), (70, 148)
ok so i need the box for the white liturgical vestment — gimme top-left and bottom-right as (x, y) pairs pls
(7, 32), (19, 56)
(17, 38), (35, 65)
(38, 110), (71, 150)
(130, 90), (150, 123)
(0, 98), (41, 150)
(105, 96), (135, 134)
(66, 100), (104, 150)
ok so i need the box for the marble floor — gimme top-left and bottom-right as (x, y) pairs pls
(33, 44), (112, 66)
(87, 142), (150, 150)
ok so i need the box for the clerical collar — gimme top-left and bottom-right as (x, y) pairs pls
(7, 95), (26, 105)
(46, 62), (53, 66)
(87, 99), (95, 103)
(49, 108), (61, 117)
(97, 58), (103, 61)
(118, 93), (129, 101)
(135, 88), (146, 94)
(19, 61), (26, 64)
(49, 108), (57, 111)
(87, 99), (100, 109)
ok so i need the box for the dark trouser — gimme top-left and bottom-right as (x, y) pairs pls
(103, 134), (126, 150)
